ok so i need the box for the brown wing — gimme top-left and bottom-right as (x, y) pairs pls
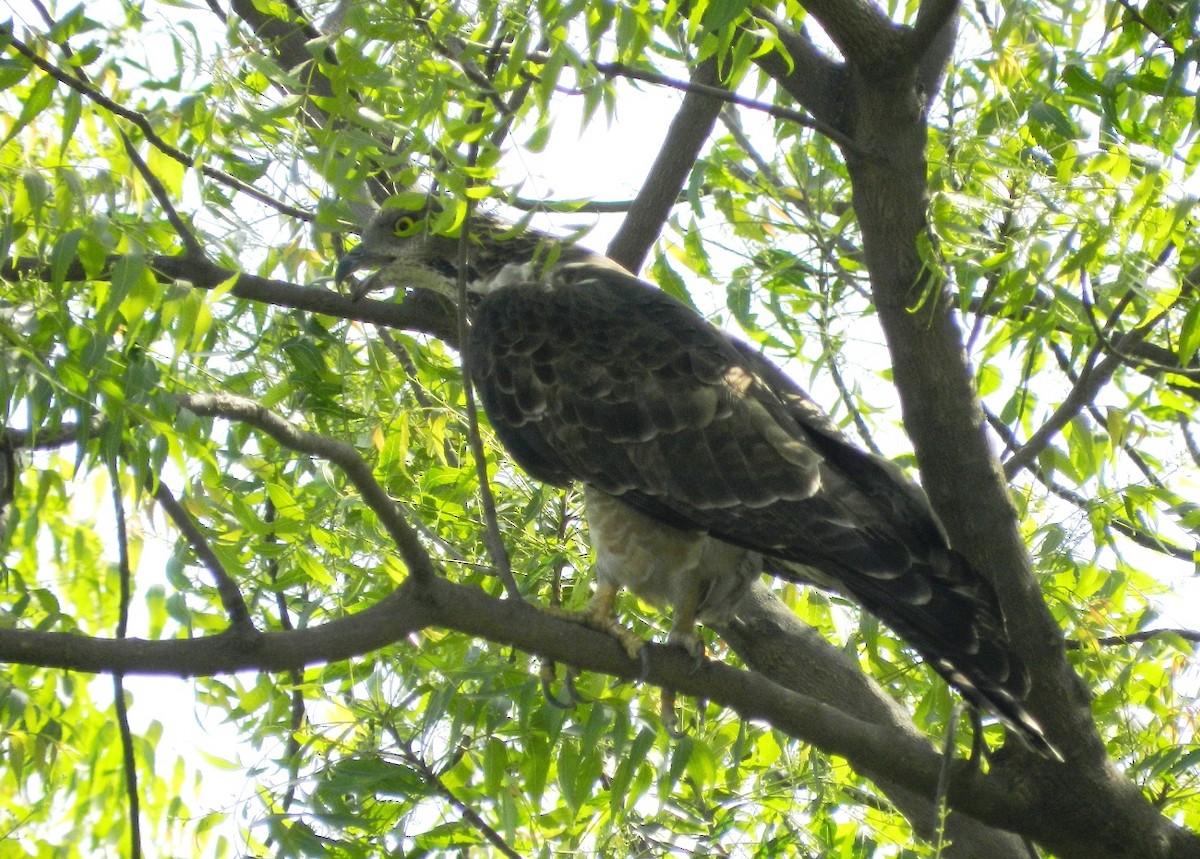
(467, 260), (1054, 758)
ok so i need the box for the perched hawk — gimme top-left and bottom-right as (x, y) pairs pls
(337, 199), (1059, 760)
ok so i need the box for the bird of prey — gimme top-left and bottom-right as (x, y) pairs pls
(337, 198), (1060, 760)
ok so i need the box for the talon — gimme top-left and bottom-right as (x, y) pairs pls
(661, 688), (686, 738)
(539, 659), (575, 709)
(637, 645), (651, 681)
(563, 667), (589, 705)
(544, 585), (647, 665)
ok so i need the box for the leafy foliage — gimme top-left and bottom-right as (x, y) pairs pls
(0, 0), (1198, 856)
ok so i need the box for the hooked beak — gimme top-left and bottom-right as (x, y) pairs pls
(336, 245), (396, 300)
(335, 245), (373, 284)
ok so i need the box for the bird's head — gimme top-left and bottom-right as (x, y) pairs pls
(336, 197), (571, 302)
(335, 200), (466, 301)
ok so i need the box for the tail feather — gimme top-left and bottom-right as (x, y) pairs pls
(767, 555), (1062, 761)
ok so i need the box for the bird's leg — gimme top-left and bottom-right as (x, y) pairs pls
(666, 584), (706, 667)
(659, 584), (708, 738)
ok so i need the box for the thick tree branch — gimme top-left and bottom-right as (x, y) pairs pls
(750, 8), (849, 131)
(0, 576), (1016, 828)
(910, 0), (960, 66)
(223, 0), (399, 205)
(4, 572), (1196, 856)
(1, 252), (459, 345)
(911, 0), (959, 101)
(794, 0), (903, 71)
(716, 584), (1029, 858)
(607, 57), (724, 274)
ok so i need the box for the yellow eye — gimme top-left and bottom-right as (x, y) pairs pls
(392, 215), (421, 237)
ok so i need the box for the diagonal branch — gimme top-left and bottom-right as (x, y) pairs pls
(791, 0), (902, 71)
(393, 734), (523, 859)
(987, 406), (1192, 563)
(456, 204), (519, 598)
(909, 0), (960, 65)
(152, 478), (257, 634)
(178, 392), (437, 583)
(106, 455), (143, 859)
(607, 57), (725, 274)
(1004, 291), (1174, 480)
(26, 1), (206, 259)
(750, 7), (849, 130)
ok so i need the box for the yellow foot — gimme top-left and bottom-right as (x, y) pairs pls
(543, 590), (647, 664)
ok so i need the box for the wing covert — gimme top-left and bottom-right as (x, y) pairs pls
(467, 263), (826, 513)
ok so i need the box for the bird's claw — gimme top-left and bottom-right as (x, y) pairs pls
(667, 629), (707, 674)
(347, 272), (380, 301)
(539, 659), (589, 709)
(661, 688), (682, 738)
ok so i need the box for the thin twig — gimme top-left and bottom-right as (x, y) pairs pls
(578, 58), (869, 157)
(456, 200), (520, 599)
(401, 0), (512, 117)
(107, 457), (142, 859)
(1177, 415), (1200, 469)
(152, 479), (257, 633)
(446, 72), (522, 599)
(1003, 283), (1134, 479)
(1081, 273), (1200, 380)
(510, 195), (686, 214)
(984, 407), (1192, 562)
(5, 420), (103, 450)
(376, 327), (436, 412)
(1046, 339), (1168, 493)
(822, 335), (883, 456)
(1064, 628), (1200, 651)
(178, 392), (438, 583)
(933, 705), (959, 857)
(394, 736), (523, 859)
(3, 27), (310, 221)
(263, 498), (305, 814)
(26, 10), (207, 259)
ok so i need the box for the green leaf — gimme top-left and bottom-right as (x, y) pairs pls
(1178, 301), (1200, 366)
(3, 75), (55, 146)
